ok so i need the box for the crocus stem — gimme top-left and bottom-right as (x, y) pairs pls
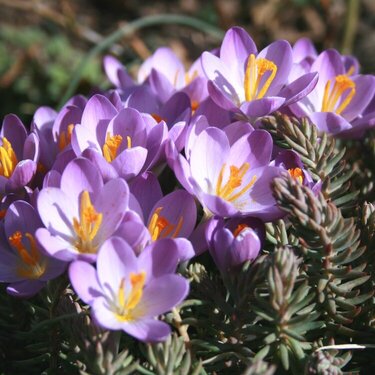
(59, 14), (224, 107)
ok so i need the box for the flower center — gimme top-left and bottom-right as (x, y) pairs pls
(58, 124), (74, 151)
(321, 75), (356, 115)
(148, 207), (183, 241)
(216, 163), (257, 202)
(8, 231), (47, 279)
(288, 168), (304, 184)
(116, 271), (146, 322)
(244, 54), (277, 102)
(72, 191), (102, 254)
(102, 133), (129, 162)
(0, 137), (18, 178)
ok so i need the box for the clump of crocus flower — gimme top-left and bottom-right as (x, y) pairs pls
(0, 25), (374, 356)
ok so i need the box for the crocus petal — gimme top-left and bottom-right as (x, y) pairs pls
(37, 188), (77, 235)
(69, 261), (102, 304)
(5, 201), (43, 239)
(257, 40), (292, 95)
(6, 160), (37, 192)
(60, 157), (103, 200)
(138, 239), (180, 281)
(80, 94), (117, 133)
(96, 237), (138, 292)
(148, 190), (197, 240)
(190, 127), (230, 193)
(309, 112), (352, 134)
(130, 172), (163, 220)
(81, 148), (119, 182)
(71, 124), (101, 156)
(149, 69), (175, 103)
(121, 318), (171, 342)
(1, 114), (27, 156)
(135, 274), (189, 317)
(220, 27), (257, 83)
(341, 75), (375, 121)
(112, 147), (148, 180)
(311, 49), (345, 100)
(94, 179), (129, 243)
(7, 280), (45, 298)
(240, 96), (285, 118)
(280, 72), (319, 105)
(103, 55), (134, 89)
(202, 52), (242, 107)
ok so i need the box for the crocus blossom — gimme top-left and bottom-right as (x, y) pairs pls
(69, 236), (189, 342)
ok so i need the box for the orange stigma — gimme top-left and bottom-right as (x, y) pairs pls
(216, 163), (257, 202)
(233, 223), (249, 238)
(8, 231), (46, 279)
(322, 75), (356, 114)
(148, 207), (183, 241)
(116, 271), (146, 321)
(73, 191), (102, 253)
(288, 168), (304, 184)
(244, 54), (277, 102)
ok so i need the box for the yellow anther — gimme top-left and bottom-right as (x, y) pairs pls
(58, 124), (74, 151)
(9, 231), (46, 279)
(102, 133), (123, 162)
(244, 54), (277, 102)
(185, 70), (198, 85)
(322, 74), (356, 114)
(148, 207), (183, 241)
(126, 136), (132, 149)
(0, 137), (18, 178)
(288, 168), (304, 184)
(216, 163), (257, 202)
(116, 272), (146, 321)
(73, 191), (102, 254)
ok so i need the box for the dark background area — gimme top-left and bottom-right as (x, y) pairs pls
(0, 0), (374, 123)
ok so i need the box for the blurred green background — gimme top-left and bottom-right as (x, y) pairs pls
(0, 0), (374, 123)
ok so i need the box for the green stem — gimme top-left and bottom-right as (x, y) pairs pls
(59, 14), (224, 107)
(341, 0), (360, 55)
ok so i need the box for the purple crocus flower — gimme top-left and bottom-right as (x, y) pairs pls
(289, 49), (375, 137)
(0, 114), (39, 194)
(206, 216), (264, 273)
(273, 149), (320, 193)
(36, 158), (129, 263)
(0, 200), (66, 297)
(71, 94), (166, 180)
(201, 27), (318, 118)
(137, 47), (208, 105)
(166, 126), (283, 220)
(69, 236), (189, 342)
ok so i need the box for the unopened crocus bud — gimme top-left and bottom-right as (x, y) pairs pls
(206, 216), (265, 273)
